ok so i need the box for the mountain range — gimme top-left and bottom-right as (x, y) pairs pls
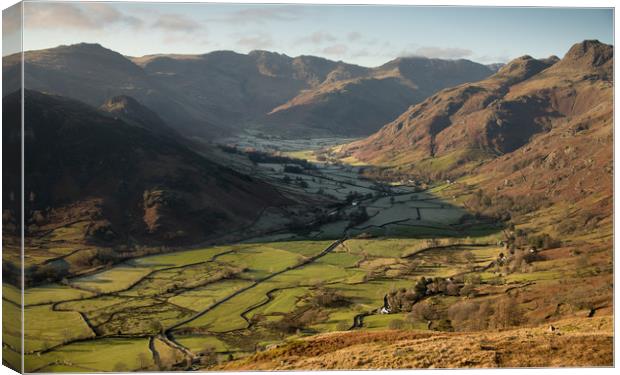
(3, 43), (494, 140)
(2, 39), (612, 282)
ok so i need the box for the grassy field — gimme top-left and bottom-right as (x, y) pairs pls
(69, 266), (152, 293)
(24, 305), (95, 352)
(24, 284), (95, 306)
(25, 338), (154, 372)
(18, 216), (504, 369)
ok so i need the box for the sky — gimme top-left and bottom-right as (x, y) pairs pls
(2, 1), (614, 67)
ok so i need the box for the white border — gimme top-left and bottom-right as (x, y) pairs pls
(0, 1), (616, 375)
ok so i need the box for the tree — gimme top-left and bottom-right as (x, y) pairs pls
(149, 320), (164, 334)
(409, 300), (439, 321)
(495, 295), (522, 329)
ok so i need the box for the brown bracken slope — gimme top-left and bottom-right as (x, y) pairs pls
(341, 40), (612, 229)
(343, 40), (611, 179)
(217, 316), (612, 369)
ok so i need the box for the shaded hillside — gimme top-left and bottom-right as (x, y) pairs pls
(2, 44), (363, 138)
(5, 90), (286, 257)
(2, 43), (228, 138)
(132, 50), (365, 135)
(267, 57), (493, 136)
(99, 95), (179, 137)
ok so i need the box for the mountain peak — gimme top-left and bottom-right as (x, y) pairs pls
(53, 42), (117, 55)
(562, 39), (613, 67)
(495, 54), (555, 82)
(545, 40), (613, 79)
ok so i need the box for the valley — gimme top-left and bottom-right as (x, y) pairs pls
(1, 32), (613, 371)
(4, 131), (612, 371)
(4, 136), (509, 372)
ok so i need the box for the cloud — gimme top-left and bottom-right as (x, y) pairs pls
(476, 54), (512, 63)
(410, 46), (473, 59)
(297, 31), (337, 45)
(152, 14), (201, 33)
(3, 4), (21, 35)
(322, 44), (348, 56)
(215, 6), (302, 24)
(347, 31), (362, 42)
(24, 3), (142, 30)
(236, 33), (273, 50)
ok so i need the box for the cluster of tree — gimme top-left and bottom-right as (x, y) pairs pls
(359, 166), (425, 185)
(268, 305), (324, 334)
(345, 191), (373, 204)
(446, 295), (523, 331)
(512, 229), (561, 250)
(25, 262), (70, 285)
(311, 288), (350, 308)
(494, 248), (545, 276)
(267, 289), (351, 334)
(283, 165), (304, 174)
(282, 175), (309, 188)
(217, 144), (243, 154)
(247, 150), (315, 169)
(400, 292), (523, 333)
(348, 206), (369, 226)
(72, 248), (119, 269)
(2, 261), (20, 286)
(386, 277), (463, 313)
(467, 189), (550, 221)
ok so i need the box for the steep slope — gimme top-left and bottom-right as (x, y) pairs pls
(343, 41), (611, 182)
(6, 90), (286, 252)
(267, 57), (493, 136)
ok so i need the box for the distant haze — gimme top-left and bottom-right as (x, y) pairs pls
(3, 2), (613, 66)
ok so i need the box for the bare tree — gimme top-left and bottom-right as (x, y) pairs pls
(494, 295), (522, 329)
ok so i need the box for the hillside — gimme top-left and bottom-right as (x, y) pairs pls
(217, 316), (613, 369)
(99, 95), (180, 137)
(2, 90), (287, 283)
(267, 57), (493, 136)
(3, 43), (493, 139)
(338, 40), (613, 278)
(342, 41), (611, 179)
